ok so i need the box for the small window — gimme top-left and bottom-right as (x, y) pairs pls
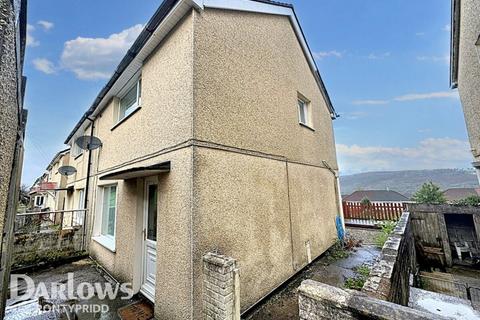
(298, 98), (310, 126)
(100, 185), (117, 237)
(35, 195), (45, 207)
(72, 141), (83, 158)
(118, 79), (141, 122)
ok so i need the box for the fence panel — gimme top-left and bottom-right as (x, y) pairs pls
(343, 201), (406, 225)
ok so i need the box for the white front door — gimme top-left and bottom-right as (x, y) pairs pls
(141, 178), (158, 302)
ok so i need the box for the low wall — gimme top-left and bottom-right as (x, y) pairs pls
(298, 280), (448, 320)
(13, 229), (83, 269)
(362, 212), (416, 305)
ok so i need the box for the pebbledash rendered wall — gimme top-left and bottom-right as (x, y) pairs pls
(79, 6), (341, 320)
(0, 0), (27, 317)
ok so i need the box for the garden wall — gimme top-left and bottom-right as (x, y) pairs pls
(298, 280), (447, 320)
(362, 212), (416, 305)
(13, 229), (83, 269)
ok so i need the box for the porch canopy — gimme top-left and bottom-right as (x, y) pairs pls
(99, 161), (170, 180)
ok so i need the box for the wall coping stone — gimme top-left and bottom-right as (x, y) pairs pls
(407, 204), (480, 215)
(299, 280), (451, 320)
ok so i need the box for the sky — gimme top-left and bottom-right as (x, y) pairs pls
(21, 0), (471, 185)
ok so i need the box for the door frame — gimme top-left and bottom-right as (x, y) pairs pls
(140, 175), (158, 302)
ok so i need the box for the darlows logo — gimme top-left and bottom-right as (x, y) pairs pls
(10, 273), (134, 309)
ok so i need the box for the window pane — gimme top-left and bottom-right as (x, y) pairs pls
(119, 83), (138, 119)
(101, 186), (116, 237)
(298, 100), (306, 124)
(147, 185), (158, 241)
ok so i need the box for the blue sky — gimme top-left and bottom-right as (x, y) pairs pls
(22, 0), (470, 184)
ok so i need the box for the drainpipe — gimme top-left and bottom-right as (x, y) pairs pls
(322, 161), (345, 231)
(81, 118), (95, 251)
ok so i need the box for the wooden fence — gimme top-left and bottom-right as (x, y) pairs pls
(343, 201), (406, 224)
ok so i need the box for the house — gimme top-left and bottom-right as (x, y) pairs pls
(443, 188), (480, 203)
(343, 190), (410, 204)
(450, 0), (480, 183)
(29, 149), (71, 211)
(62, 0), (341, 318)
(0, 0), (28, 316)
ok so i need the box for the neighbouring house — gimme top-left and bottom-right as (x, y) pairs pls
(443, 187), (480, 203)
(60, 0), (341, 318)
(28, 149), (71, 212)
(450, 0), (480, 183)
(343, 190), (410, 204)
(0, 0), (28, 317)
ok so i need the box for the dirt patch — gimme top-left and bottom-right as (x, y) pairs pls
(346, 226), (382, 245)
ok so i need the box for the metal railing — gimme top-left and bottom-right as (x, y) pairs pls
(418, 274), (480, 310)
(14, 209), (87, 234)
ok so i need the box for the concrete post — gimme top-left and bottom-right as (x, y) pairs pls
(203, 252), (240, 320)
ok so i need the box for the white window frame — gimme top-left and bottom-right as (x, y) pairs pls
(35, 195), (45, 207)
(92, 184), (117, 252)
(297, 96), (311, 128)
(117, 77), (142, 123)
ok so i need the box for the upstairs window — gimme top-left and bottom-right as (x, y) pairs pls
(118, 79), (142, 122)
(297, 96), (311, 127)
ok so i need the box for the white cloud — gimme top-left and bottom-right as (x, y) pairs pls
(337, 138), (471, 174)
(343, 111), (368, 120)
(352, 91), (459, 105)
(37, 20), (54, 31)
(313, 50), (343, 60)
(443, 24), (451, 32)
(32, 58), (56, 74)
(60, 24), (143, 80)
(416, 55), (449, 63)
(352, 99), (389, 106)
(367, 52), (391, 60)
(393, 91), (458, 102)
(26, 24), (39, 47)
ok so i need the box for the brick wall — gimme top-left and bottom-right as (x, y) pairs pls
(298, 280), (446, 320)
(203, 252), (240, 320)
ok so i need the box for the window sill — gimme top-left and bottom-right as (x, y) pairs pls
(92, 235), (116, 252)
(111, 106), (141, 131)
(299, 122), (315, 132)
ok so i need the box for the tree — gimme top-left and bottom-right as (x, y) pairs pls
(453, 195), (480, 206)
(18, 184), (30, 206)
(412, 182), (446, 204)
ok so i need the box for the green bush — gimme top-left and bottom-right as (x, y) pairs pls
(453, 195), (480, 206)
(412, 182), (446, 204)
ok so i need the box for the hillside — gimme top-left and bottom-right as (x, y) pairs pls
(340, 169), (479, 198)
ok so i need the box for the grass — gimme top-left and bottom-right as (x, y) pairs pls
(344, 264), (371, 290)
(374, 221), (397, 248)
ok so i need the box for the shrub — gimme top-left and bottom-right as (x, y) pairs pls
(453, 195), (480, 206)
(412, 182), (446, 204)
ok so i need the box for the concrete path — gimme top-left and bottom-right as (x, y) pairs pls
(5, 259), (148, 320)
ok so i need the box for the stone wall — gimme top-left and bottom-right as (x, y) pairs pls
(298, 280), (448, 320)
(203, 252), (240, 320)
(362, 212), (416, 306)
(12, 229), (83, 269)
